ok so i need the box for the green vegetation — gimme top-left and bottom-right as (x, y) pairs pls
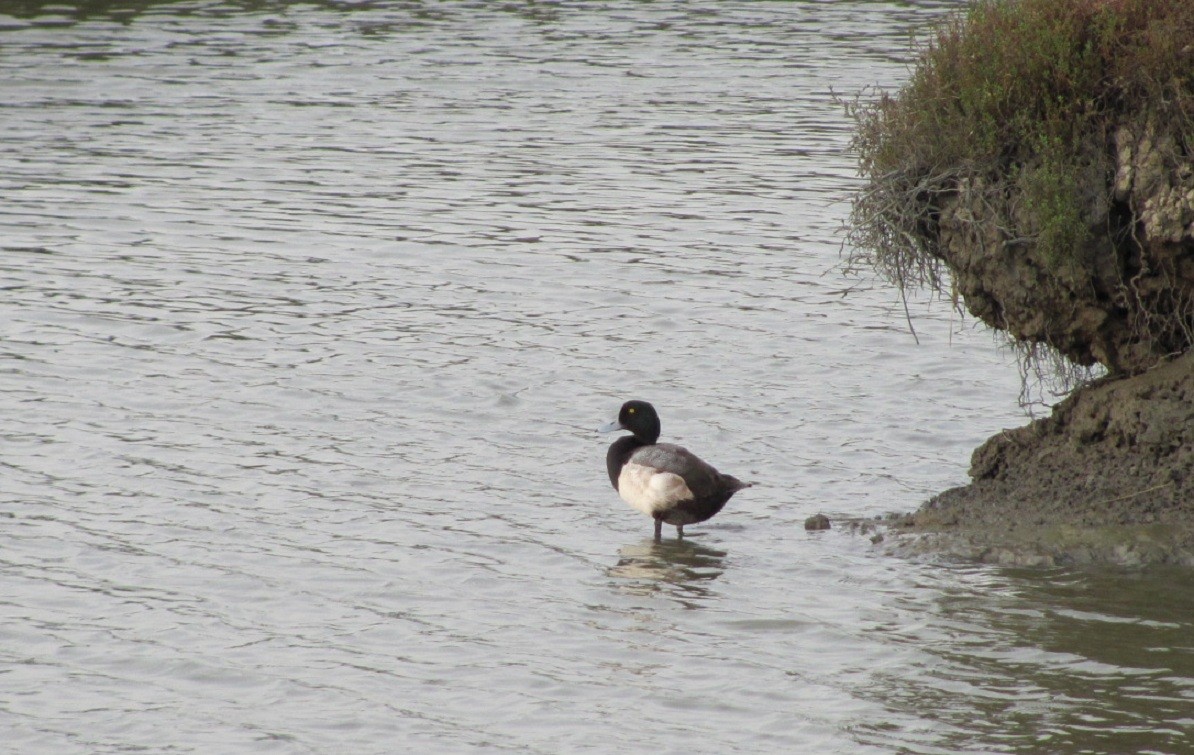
(847, 0), (1194, 378)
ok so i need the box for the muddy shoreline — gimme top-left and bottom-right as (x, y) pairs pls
(881, 352), (1194, 566)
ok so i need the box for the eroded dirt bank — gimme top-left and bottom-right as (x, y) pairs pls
(885, 351), (1194, 566)
(842, 0), (1194, 566)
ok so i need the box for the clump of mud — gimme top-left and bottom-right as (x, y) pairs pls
(886, 351), (1194, 566)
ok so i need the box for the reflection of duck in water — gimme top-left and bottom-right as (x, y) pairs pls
(608, 538), (727, 594)
(599, 400), (750, 541)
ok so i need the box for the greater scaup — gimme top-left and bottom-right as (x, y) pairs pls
(599, 399), (750, 541)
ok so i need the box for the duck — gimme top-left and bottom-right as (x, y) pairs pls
(599, 400), (750, 541)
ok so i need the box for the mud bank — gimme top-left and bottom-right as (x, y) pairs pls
(885, 351), (1194, 566)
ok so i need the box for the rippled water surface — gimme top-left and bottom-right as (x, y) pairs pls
(3, 2), (1192, 753)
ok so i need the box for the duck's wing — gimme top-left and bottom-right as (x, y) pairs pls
(628, 443), (721, 499)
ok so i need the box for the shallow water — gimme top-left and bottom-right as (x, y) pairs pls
(2, 1), (1191, 753)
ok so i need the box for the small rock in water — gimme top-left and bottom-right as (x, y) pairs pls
(804, 513), (831, 531)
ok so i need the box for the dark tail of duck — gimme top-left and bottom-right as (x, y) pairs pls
(723, 475), (751, 492)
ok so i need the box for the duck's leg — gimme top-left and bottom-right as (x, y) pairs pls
(677, 524), (684, 540)
(653, 517), (663, 542)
